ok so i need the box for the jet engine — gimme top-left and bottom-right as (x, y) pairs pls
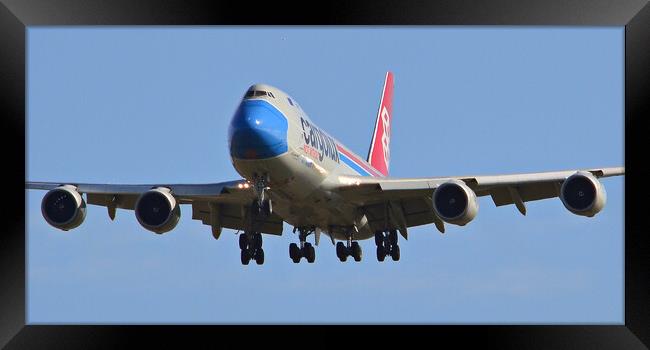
(135, 187), (181, 234)
(560, 171), (606, 217)
(41, 185), (86, 231)
(432, 180), (479, 226)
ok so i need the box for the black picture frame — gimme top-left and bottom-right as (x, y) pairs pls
(3, 0), (648, 348)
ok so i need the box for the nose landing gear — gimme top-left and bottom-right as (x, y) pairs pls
(252, 198), (272, 217)
(252, 173), (272, 217)
(238, 173), (272, 266)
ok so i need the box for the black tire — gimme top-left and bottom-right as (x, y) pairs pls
(391, 244), (400, 261)
(289, 243), (301, 262)
(351, 242), (362, 262)
(377, 246), (386, 262)
(306, 245), (316, 263)
(254, 234), (263, 249)
(255, 248), (265, 265)
(383, 238), (392, 251)
(389, 230), (398, 245)
(239, 234), (248, 250)
(374, 231), (383, 246)
(336, 242), (347, 262)
(241, 249), (251, 265)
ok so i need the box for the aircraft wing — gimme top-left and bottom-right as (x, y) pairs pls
(334, 166), (624, 235)
(25, 180), (284, 235)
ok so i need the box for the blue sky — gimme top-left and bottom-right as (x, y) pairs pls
(26, 27), (624, 323)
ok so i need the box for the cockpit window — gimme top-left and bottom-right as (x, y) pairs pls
(287, 97), (294, 106)
(245, 90), (275, 99)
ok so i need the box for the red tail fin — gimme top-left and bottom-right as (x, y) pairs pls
(367, 72), (393, 176)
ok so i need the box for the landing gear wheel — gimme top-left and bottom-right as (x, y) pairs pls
(304, 243), (316, 263)
(374, 231), (383, 246)
(241, 249), (251, 265)
(377, 246), (386, 262)
(336, 242), (347, 262)
(391, 244), (400, 261)
(255, 248), (265, 265)
(389, 230), (398, 245)
(289, 243), (301, 263)
(253, 234), (262, 249)
(239, 234), (248, 250)
(351, 242), (362, 262)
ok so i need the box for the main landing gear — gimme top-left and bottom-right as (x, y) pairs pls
(375, 229), (400, 262)
(239, 231), (265, 265)
(336, 232), (362, 262)
(289, 227), (316, 263)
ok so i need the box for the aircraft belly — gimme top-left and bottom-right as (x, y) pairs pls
(330, 231), (373, 241)
(268, 192), (375, 242)
(232, 151), (325, 201)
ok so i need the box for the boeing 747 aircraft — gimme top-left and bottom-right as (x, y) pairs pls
(26, 72), (624, 265)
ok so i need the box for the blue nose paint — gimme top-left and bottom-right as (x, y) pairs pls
(229, 99), (288, 159)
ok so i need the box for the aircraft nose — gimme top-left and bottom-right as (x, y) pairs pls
(229, 100), (288, 159)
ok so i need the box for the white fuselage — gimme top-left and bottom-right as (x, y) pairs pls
(228, 84), (383, 240)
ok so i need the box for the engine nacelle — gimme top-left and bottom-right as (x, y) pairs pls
(41, 185), (86, 231)
(135, 187), (181, 234)
(560, 171), (606, 217)
(432, 180), (479, 226)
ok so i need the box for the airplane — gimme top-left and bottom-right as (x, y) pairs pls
(26, 72), (624, 265)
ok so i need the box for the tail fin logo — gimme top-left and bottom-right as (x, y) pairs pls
(367, 72), (393, 177)
(381, 106), (391, 169)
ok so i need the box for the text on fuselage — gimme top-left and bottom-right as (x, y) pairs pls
(300, 117), (340, 163)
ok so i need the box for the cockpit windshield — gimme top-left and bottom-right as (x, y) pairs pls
(244, 90), (275, 98)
